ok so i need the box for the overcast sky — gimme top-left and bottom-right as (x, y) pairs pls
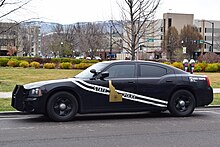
(6, 0), (220, 24)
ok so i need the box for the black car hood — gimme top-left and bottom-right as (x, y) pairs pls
(24, 78), (75, 89)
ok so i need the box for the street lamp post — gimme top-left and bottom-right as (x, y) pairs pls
(211, 22), (214, 52)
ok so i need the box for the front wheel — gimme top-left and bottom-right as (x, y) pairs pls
(47, 91), (78, 122)
(169, 90), (195, 117)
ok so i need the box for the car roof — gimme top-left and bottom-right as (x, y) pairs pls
(100, 60), (187, 74)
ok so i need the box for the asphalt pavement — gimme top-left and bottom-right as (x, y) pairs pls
(1, 88), (220, 98)
(1, 108), (220, 147)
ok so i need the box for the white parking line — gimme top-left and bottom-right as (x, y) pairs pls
(0, 127), (35, 131)
(196, 110), (220, 115)
(0, 116), (33, 121)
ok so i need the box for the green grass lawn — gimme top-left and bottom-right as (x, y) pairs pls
(0, 68), (219, 92)
(0, 68), (220, 111)
(0, 98), (15, 111)
(0, 67), (82, 92)
(1, 94), (219, 112)
(195, 72), (220, 88)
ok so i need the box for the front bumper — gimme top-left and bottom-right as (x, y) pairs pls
(11, 85), (45, 113)
(11, 85), (26, 111)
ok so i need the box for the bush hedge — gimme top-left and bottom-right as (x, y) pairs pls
(44, 63), (56, 69)
(1, 56), (220, 72)
(194, 64), (202, 72)
(171, 62), (184, 70)
(30, 61), (41, 69)
(59, 62), (72, 69)
(74, 63), (93, 69)
(7, 59), (20, 67)
(205, 64), (219, 72)
(0, 58), (9, 67)
(19, 61), (29, 68)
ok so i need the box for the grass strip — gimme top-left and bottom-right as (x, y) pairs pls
(0, 94), (220, 112)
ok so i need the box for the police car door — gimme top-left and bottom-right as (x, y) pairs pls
(88, 63), (138, 112)
(137, 63), (175, 109)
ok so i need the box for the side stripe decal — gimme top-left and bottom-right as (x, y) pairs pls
(72, 79), (168, 108)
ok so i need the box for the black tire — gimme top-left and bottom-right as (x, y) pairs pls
(47, 91), (78, 122)
(168, 90), (195, 117)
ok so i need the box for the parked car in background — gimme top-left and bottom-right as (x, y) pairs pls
(12, 60), (213, 121)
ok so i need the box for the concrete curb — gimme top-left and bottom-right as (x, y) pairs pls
(0, 92), (12, 98)
(1, 106), (220, 115)
(0, 111), (28, 115)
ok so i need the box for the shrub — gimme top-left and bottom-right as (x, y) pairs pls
(7, 59), (20, 67)
(196, 62), (207, 72)
(60, 58), (71, 63)
(19, 61), (29, 68)
(163, 62), (171, 65)
(59, 62), (72, 69)
(43, 63), (56, 69)
(71, 59), (83, 64)
(205, 64), (218, 72)
(81, 59), (99, 63)
(194, 64), (202, 72)
(74, 63), (93, 69)
(31, 57), (44, 64)
(51, 58), (61, 64)
(198, 52), (220, 63)
(171, 62), (183, 70)
(0, 58), (9, 67)
(30, 61), (41, 69)
(216, 63), (220, 72)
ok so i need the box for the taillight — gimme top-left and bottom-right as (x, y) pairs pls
(206, 77), (211, 87)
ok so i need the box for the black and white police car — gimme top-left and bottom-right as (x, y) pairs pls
(12, 60), (213, 121)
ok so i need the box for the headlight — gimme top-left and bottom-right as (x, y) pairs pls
(29, 88), (42, 96)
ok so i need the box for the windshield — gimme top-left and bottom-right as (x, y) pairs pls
(75, 62), (108, 79)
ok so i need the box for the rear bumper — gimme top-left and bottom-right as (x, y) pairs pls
(196, 87), (213, 106)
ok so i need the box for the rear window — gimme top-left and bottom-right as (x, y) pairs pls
(139, 64), (167, 77)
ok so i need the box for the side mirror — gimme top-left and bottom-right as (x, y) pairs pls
(100, 71), (109, 80)
(90, 69), (97, 75)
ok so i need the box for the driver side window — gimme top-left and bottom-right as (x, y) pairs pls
(105, 64), (135, 78)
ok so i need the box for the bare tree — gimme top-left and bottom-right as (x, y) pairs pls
(0, 0), (35, 56)
(215, 33), (220, 50)
(112, 0), (161, 60)
(83, 22), (106, 59)
(164, 26), (179, 61)
(179, 25), (203, 58)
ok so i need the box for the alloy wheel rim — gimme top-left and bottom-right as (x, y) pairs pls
(175, 96), (191, 112)
(53, 97), (72, 116)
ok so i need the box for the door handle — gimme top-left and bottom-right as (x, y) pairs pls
(128, 81), (135, 84)
(166, 80), (173, 83)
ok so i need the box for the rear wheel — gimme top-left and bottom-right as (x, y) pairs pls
(47, 91), (78, 122)
(169, 90), (195, 117)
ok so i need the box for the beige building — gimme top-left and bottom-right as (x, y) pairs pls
(163, 13), (194, 35)
(23, 25), (41, 57)
(0, 23), (21, 56)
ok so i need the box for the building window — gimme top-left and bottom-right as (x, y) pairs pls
(163, 19), (166, 33)
(199, 27), (202, 32)
(205, 28), (207, 33)
(168, 18), (172, 28)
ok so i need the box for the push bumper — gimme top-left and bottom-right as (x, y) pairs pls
(11, 85), (26, 111)
(11, 85), (43, 113)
